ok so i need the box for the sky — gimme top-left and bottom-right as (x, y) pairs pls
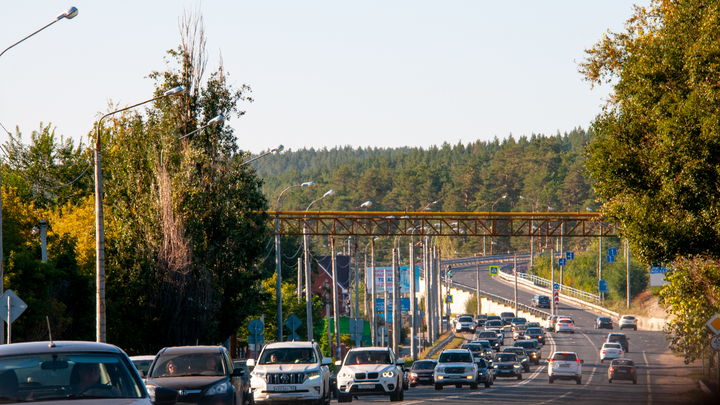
(0, 1), (648, 154)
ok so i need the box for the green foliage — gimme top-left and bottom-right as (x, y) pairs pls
(464, 294), (478, 315)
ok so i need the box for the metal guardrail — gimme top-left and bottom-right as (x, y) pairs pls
(497, 269), (600, 304)
(451, 280), (550, 320)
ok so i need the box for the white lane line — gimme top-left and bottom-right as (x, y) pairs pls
(643, 351), (652, 404)
(579, 331), (597, 385)
(534, 391), (571, 405)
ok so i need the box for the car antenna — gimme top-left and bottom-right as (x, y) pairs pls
(47, 316), (55, 348)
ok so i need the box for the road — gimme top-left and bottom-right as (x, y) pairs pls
(346, 257), (702, 404)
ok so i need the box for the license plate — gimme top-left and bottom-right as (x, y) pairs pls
(449, 375), (462, 379)
(359, 384), (375, 390)
(617, 370), (627, 373)
(274, 386), (296, 392)
(419, 377), (430, 380)
(559, 364), (570, 368)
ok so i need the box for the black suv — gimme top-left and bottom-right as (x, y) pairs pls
(606, 333), (630, 352)
(531, 295), (551, 308)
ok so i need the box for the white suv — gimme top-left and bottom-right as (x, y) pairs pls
(548, 351), (583, 384)
(248, 341), (332, 405)
(433, 349), (479, 390)
(619, 315), (638, 330)
(335, 347), (405, 402)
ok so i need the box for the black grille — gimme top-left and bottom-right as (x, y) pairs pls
(445, 367), (465, 374)
(266, 373), (306, 384)
(355, 373), (366, 380)
(368, 372), (379, 379)
(499, 365), (512, 370)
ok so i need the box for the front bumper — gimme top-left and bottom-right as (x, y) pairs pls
(434, 373), (476, 385)
(409, 373), (434, 385)
(337, 378), (396, 396)
(494, 367), (521, 377)
(251, 383), (324, 403)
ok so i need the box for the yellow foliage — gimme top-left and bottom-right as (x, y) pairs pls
(44, 195), (96, 277)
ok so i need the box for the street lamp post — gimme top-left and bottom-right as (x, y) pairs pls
(489, 195), (506, 256)
(95, 85), (184, 343)
(0, 5), (79, 346)
(243, 145), (284, 165)
(275, 181), (315, 342)
(303, 189), (335, 341)
(178, 115), (224, 140)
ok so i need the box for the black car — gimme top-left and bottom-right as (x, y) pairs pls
(531, 295), (551, 308)
(524, 327), (546, 345)
(606, 333), (630, 353)
(475, 314), (488, 327)
(608, 358), (637, 384)
(502, 347), (530, 372)
(491, 353), (522, 380)
(474, 357), (494, 388)
(486, 315), (502, 322)
(146, 345), (246, 405)
(514, 340), (541, 365)
(232, 359), (253, 403)
(595, 317), (614, 329)
(476, 331), (500, 351)
(500, 312), (516, 326)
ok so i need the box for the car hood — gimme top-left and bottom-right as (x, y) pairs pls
(494, 361), (520, 367)
(342, 364), (395, 373)
(254, 364), (319, 373)
(436, 362), (473, 369)
(410, 369), (434, 374)
(147, 375), (227, 391)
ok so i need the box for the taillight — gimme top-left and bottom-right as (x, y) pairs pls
(619, 351), (623, 354)
(549, 359), (553, 363)
(609, 367), (614, 372)
(630, 368), (635, 372)
(601, 350), (606, 354)
(569, 324), (574, 327)
(576, 358), (580, 363)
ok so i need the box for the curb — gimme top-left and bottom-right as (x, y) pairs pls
(426, 332), (457, 359)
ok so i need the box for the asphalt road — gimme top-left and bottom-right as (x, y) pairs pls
(345, 257), (701, 404)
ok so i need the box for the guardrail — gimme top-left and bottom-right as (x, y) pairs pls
(451, 280), (550, 320)
(498, 267), (601, 304)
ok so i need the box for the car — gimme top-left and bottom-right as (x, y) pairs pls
(526, 322), (542, 329)
(486, 315), (502, 323)
(595, 317), (614, 329)
(491, 352), (522, 380)
(461, 343), (485, 360)
(513, 324), (529, 341)
(500, 312), (516, 326)
(468, 340), (494, 361)
(129, 355), (156, 378)
(0, 340), (178, 405)
(510, 317), (527, 331)
(487, 328), (505, 346)
(502, 347), (530, 372)
(555, 318), (575, 334)
(608, 358), (637, 384)
(232, 359), (254, 402)
(454, 316), (477, 333)
(474, 314), (488, 327)
(524, 327), (546, 345)
(548, 351), (583, 384)
(474, 358), (494, 388)
(484, 319), (504, 330)
(433, 349), (478, 390)
(514, 340), (542, 365)
(408, 359), (437, 387)
(600, 342), (624, 363)
(545, 315), (558, 330)
(335, 347), (404, 402)
(399, 364), (410, 391)
(619, 315), (638, 331)
(247, 341), (332, 405)
(606, 333), (630, 353)
(475, 331), (501, 351)
(146, 345), (247, 405)
(531, 295), (551, 308)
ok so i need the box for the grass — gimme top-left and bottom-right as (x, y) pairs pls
(427, 337), (466, 359)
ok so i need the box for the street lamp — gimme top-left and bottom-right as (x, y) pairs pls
(489, 196), (506, 255)
(422, 201), (438, 211)
(243, 145), (284, 165)
(178, 115), (225, 140)
(0, 5), (79, 345)
(303, 189), (335, 340)
(274, 181), (315, 341)
(94, 85), (185, 342)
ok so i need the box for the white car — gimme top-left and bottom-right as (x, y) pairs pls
(619, 315), (638, 331)
(555, 318), (575, 334)
(600, 342), (624, 363)
(335, 347), (405, 402)
(248, 341), (332, 405)
(548, 351), (583, 384)
(129, 355), (156, 379)
(433, 349), (478, 390)
(545, 315), (557, 330)
(454, 315), (477, 333)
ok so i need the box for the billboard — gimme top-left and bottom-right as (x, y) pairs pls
(366, 266), (420, 294)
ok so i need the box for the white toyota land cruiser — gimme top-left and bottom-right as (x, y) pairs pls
(335, 347), (405, 402)
(247, 341), (332, 405)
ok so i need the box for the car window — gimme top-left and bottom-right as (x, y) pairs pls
(411, 361), (436, 370)
(552, 353), (578, 361)
(599, 317), (611, 321)
(477, 341), (491, 349)
(152, 352), (226, 377)
(526, 328), (542, 334)
(622, 316), (635, 320)
(0, 352), (144, 400)
(461, 345), (482, 351)
(494, 354), (517, 362)
(344, 351), (391, 365)
(458, 316), (474, 322)
(612, 359), (635, 366)
(477, 332), (495, 338)
(514, 341), (535, 349)
(475, 358), (488, 368)
(604, 343), (622, 350)
(503, 348), (525, 355)
(438, 352), (473, 363)
(608, 334), (627, 342)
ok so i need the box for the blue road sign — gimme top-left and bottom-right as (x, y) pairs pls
(553, 283), (560, 290)
(609, 247), (618, 256)
(446, 295), (453, 304)
(566, 251), (575, 260)
(558, 258), (566, 266)
(489, 266), (499, 275)
(376, 298), (410, 312)
(607, 255), (616, 263)
(599, 280), (609, 293)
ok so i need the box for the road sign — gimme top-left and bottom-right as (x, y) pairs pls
(650, 266), (670, 287)
(248, 319), (264, 335)
(553, 290), (559, 305)
(376, 298), (410, 312)
(607, 255), (616, 263)
(553, 283), (560, 290)
(707, 313), (720, 334)
(349, 318), (365, 335)
(558, 258), (566, 266)
(445, 295), (453, 304)
(248, 334), (265, 345)
(566, 252), (574, 260)
(609, 247), (618, 256)
(711, 335), (720, 352)
(489, 266), (499, 275)
(284, 313), (302, 332)
(287, 333), (302, 342)
(599, 280), (609, 293)
(0, 290), (27, 325)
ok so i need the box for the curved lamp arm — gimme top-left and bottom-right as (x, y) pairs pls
(0, 7), (79, 59)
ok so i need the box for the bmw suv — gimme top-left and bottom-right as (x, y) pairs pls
(335, 347), (405, 402)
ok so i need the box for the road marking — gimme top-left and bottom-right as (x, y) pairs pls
(534, 391), (571, 405)
(643, 350), (652, 404)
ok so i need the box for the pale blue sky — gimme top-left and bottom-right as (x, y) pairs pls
(1, 1), (646, 154)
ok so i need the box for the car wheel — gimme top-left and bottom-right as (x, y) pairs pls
(434, 383), (443, 391)
(455, 384), (462, 389)
(633, 378), (637, 385)
(517, 373), (522, 380)
(601, 359), (604, 363)
(410, 383), (416, 388)
(535, 360), (540, 366)
(484, 380), (491, 388)
(576, 377), (582, 385)
(549, 376), (554, 384)
(524, 365), (529, 373)
(338, 392), (352, 403)
(609, 379), (612, 383)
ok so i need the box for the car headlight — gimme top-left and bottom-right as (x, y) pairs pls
(513, 365), (521, 369)
(306, 370), (321, 380)
(206, 381), (229, 395)
(464, 367), (474, 373)
(382, 371), (395, 378)
(146, 385), (157, 401)
(410, 373), (418, 377)
(435, 367), (444, 373)
(338, 372), (352, 379)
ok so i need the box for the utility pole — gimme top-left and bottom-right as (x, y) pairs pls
(551, 249), (555, 316)
(371, 239), (377, 347)
(331, 238), (341, 360)
(297, 258), (302, 303)
(626, 240), (631, 309)
(424, 236), (432, 346)
(410, 241), (417, 361)
(476, 262), (481, 315)
(599, 224), (603, 303)
(383, 267), (388, 347)
(353, 237), (360, 347)
(514, 253), (518, 313)
(435, 246), (442, 335)
(392, 248), (400, 356)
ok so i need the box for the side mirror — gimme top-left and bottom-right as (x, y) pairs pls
(246, 359), (255, 367)
(232, 368), (245, 377)
(397, 359), (406, 366)
(322, 357), (332, 366)
(335, 360), (342, 367)
(580, 360), (584, 364)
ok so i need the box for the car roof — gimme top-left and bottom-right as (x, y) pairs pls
(349, 347), (391, 353)
(130, 355), (156, 361)
(158, 345), (225, 355)
(0, 341), (126, 356)
(441, 349), (471, 354)
(263, 341), (316, 349)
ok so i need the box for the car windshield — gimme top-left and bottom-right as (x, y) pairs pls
(487, 316), (501, 321)
(461, 345), (481, 352)
(476, 341), (491, 349)
(608, 335), (627, 342)
(477, 332), (495, 338)
(552, 353), (578, 361)
(504, 349), (525, 356)
(538, 296), (549, 301)
(512, 318), (526, 323)
(476, 315), (487, 319)
(438, 352), (472, 363)
(458, 316), (474, 322)
(559, 319), (572, 324)
(486, 321), (503, 327)
(622, 316), (635, 320)
(131, 358), (154, 374)
(599, 317), (611, 321)
(612, 359), (635, 366)
(0, 352), (144, 400)
(344, 351), (391, 365)
(152, 352), (226, 377)
(411, 361), (436, 370)
(526, 328), (543, 334)
(514, 341), (535, 349)
(476, 358), (488, 368)
(494, 354), (517, 362)
(501, 313), (514, 318)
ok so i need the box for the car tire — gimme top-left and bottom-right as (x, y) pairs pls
(434, 383), (443, 391)
(455, 384), (462, 389)
(535, 360), (540, 366)
(549, 376), (554, 384)
(410, 383), (416, 388)
(524, 365), (530, 373)
(517, 373), (522, 380)
(601, 359), (604, 363)
(484, 380), (491, 388)
(609, 379), (612, 383)
(633, 378), (637, 384)
(338, 392), (352, 403)
(576, 377), (582, 385)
